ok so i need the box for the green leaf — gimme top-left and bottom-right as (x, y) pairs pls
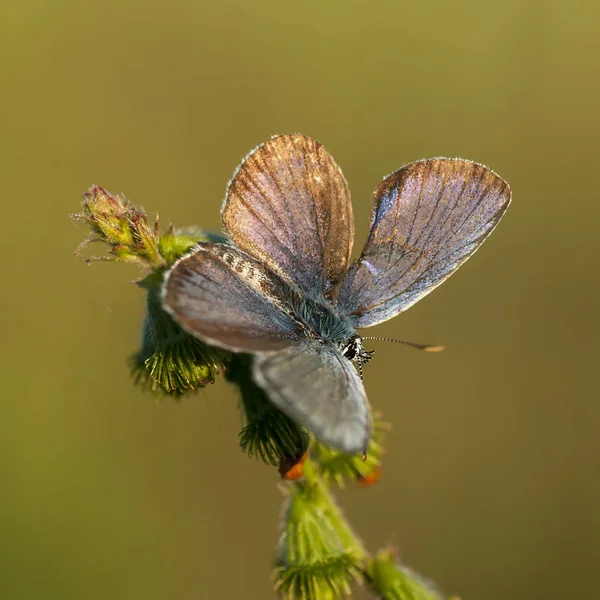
(158, 226), (226, 265)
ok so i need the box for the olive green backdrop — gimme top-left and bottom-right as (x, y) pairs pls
(1, 1), (598, 598)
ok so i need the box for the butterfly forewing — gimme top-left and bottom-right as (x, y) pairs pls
(221, 134), (354, 298)
(337, 159), (511, 328)
(162, 242), (301, 352)
(253, 343), (371, 453)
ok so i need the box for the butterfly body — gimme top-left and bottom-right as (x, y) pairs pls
(162, 134), (511, 454)
(286, 289), (356, 347)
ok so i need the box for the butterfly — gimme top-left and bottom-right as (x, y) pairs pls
(161, 134), (511, 454)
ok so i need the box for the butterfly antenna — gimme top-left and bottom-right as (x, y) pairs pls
(361, 337), (445, 352)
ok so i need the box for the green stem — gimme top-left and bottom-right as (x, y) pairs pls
(301, 457), (369, 563)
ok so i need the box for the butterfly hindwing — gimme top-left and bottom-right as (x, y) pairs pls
(253, 342), (371, 454)
(162, 242), (301, 352)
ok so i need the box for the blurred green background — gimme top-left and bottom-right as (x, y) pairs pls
(1, 0), (599, 598)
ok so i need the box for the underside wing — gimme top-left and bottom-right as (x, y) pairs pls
(162, 242), (302, 352)
(337, 158), (511, 327)
(253, 343), (371, 453)
(221, 134), (354, 298)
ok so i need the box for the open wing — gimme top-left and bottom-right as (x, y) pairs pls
(221, 134), (354, 299)
(337, 158), (511, 327)
(162, 242), (302, 352)
(253, 343), (371, 453)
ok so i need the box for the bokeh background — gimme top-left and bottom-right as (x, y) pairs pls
(2, 1), (599, 598)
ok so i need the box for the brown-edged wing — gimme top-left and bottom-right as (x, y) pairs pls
(221, 134), (354, 299)
(162, 242), (302, 352)
(337, 158), (511, 327)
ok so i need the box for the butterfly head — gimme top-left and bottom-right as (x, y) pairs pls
(340, 335), (375, 365)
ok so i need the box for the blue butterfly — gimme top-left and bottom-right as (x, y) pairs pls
(162, 134), (511, 453)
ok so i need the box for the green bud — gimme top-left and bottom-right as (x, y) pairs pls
(71, 185), (163, 268)
(228, 355), (310, 466)
(367, 548), (444, 600)
(274, 460), (364, 599)
(131, 287), (230, 395)
(313, 415), (389, 488)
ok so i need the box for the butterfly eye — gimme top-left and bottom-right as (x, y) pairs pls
(340, 336), (374, 366)
(341, 337), (359, 360)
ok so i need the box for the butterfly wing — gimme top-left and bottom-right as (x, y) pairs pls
(162, 242), (302, 352)
(253, 343), (371, 453)
(221, 134), (354, 298)
(337, 158), (511, 327)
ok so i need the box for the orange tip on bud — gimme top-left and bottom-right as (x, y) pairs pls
(356, 466), (382, 487)
(279, 452), (308, 480)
